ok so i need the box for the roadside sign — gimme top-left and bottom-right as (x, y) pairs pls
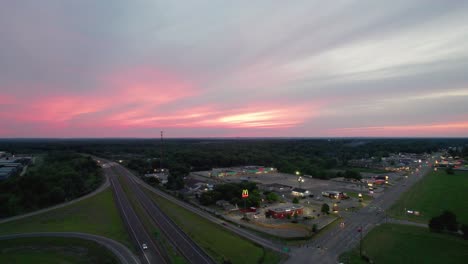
(242, 189), (249, 198)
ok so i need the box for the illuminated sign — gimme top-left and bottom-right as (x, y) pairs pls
(242, 189), (249, 198)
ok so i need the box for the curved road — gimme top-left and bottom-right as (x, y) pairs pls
(0, 232), (139, 264)
(0, 167), (110, 225)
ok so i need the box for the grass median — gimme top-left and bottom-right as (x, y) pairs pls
(143, 188), (283, 264)
(0, 236), (119, 264)
(0, 188), (131, 249)
(115, 172), (186, 264)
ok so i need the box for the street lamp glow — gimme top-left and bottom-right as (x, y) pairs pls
(295, 171), (300, 176)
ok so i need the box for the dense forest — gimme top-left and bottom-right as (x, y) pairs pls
(0, 152), (103, 218)
(1, 138), (467, 190)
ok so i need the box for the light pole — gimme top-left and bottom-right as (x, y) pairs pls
(297, 176), (304, 188)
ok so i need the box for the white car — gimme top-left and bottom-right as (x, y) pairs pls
(142, 243), (148, 250)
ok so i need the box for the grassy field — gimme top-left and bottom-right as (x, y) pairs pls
(0, 237), (118, 264)
(388, 170), (468, 223)
(0, 188), (131, 249)
(339, 224), (468, 264)
(144, 188), (284, 264)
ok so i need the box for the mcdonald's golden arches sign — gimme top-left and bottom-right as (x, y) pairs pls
(242, 189), (249, 198)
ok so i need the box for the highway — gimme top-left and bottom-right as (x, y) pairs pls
(287, 160), (435, 263)
(109, 163), (215, 264)
(0, 232), (139, 264)
(107, 167), (169, 264)
(117, 163), (285, 253)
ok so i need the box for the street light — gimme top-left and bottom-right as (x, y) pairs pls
(297, 176), (304, 188)
(295, 171), (300, 176)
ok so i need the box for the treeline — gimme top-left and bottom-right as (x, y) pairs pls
(199, 182), (261, 208)
(0, 152), (103, 218)
(1, 138), (467, 190)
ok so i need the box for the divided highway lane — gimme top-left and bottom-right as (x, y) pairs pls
(124, 165), (285, 253)
(112, 165), (215, 264)
(107, 168), (169, 264)
(0, 232), (139, 264)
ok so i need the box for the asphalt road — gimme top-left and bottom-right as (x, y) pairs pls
(109, 163), (215, 264)
(129, 167), (285, 253)
(0, 232), (139, 264)
(107, 167), (169, 264)
(287, 160), (435, 264)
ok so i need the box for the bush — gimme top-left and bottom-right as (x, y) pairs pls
(429, 216), (444, 232)
(429, 210), (458, 233)
(445, 167), (455, 175)
(321, 203), (330, 214)
(312, 224), (318, 233)
(461, 224), (468, 240)
(292, 197), (299, 204)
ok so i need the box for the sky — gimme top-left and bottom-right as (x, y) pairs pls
(1, 0), (468, 138)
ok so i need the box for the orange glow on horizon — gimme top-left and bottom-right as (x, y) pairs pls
(331, 121), (468, 137)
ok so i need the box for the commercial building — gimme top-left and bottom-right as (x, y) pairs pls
(322, 191), (349, 199)
(291, 188), (310, 197)
(210, 166), (277, 178)
(259, 183), (292, 192)
(267, 205), (303, 219)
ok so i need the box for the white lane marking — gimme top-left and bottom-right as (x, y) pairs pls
(111, 179), (151, 264)
(122, 166), (212, 263)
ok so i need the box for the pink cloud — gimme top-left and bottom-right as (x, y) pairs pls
(0, 66), (326, 137)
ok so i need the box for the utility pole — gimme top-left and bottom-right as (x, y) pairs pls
(160, 130), (163, 171)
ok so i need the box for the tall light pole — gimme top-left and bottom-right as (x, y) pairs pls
(297, 176), (304, 188)
(160, 130), (163, 171)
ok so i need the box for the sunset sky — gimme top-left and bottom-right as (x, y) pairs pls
(1, 0), (468, 138)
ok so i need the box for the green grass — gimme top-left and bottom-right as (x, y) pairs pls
(115, 172), (186, 263)
(340, 224), (468, 264)
(347, 192), (372, 201)
(0, 188), (131, 249)
(144, 188), (284, 264)
(0, 237), (118, 264)
(388, 170), (468, 223)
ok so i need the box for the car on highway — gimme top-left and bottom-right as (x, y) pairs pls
(142, 243), (148, 250)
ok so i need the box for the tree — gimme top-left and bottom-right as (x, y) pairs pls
(445, 167), (454, 175)
(429, 216), (444, 232)
(429, 211), (458, 232)
(292, 197), (299, 204)
(461, 224), (468, 240)
(321, 203), (330, 214)
(266, 192), (279, 202)
(344, 170), (362, 180)
(440, 210), (458, 232)
(312, 224), (318, 233)
(144, 176), (160, 187)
